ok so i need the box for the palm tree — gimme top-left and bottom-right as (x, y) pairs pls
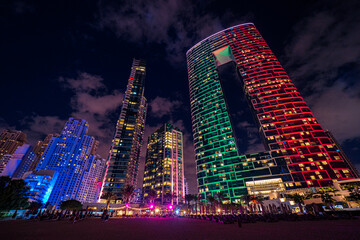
(185, 194), (193, 214)
(216, 192), (225, 213)
(321, 192), (336, 211)
(207, 196), (217, 214)
(345, 186), (360, 207)
(0, 176), (30, 210)
(192, 194), (199, 215)
(121, 185), (135, 215)
(147, 190), (157, 204)
(292, 193), (305, 213)
(101, 191), (117, 210)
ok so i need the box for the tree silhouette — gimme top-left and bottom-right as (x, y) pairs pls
(121, 185), (135, 204)
(60, 199), (82, 210)
(147, 190), (157, 204)
(101, 191), (117, 210)
(0, 176), (29, 210)
(292, 193), (305, 213)
(185, 194), (193, 214)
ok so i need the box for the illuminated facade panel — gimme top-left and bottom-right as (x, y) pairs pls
(30, 134), (59, 172)
(0, 130), (26, 161)
(143, 123), (185, 205)
(187, 23), (356, 201)
(77, 154), (106, 203)
(102, 59), (147, 200)
(34, 118), (102, 207)
(11, 144), (37, 179)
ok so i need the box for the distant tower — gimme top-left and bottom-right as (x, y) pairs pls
(101, 59), (147, 200)
(11, 144), (37, 179)
(30, 134), (59, 171)
(0, 144), (34, 178)
(77, 154), (106, 203)
(143, 123), (185, 205)
(34, 118), (103, 206)
(0, 130), (26, 160)
(184, 178), (189, 196)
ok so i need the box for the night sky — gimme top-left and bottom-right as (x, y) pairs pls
(1, 0), (360, 193)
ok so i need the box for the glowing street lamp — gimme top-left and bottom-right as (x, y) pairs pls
(149, 204), (154, 209)
(125, 204), (129, 208)
(168, 205), (173, 210)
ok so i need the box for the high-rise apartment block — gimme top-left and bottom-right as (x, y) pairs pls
(143, 123), (185, 205)
(24, 170), (59, 204)
(0, 130), (26, 160)
(30, 134), (59, 172)
(77, 154), (106, 203)
(187, 23), (357, 201)
(11, 144), (37, 179)
(102, 59), (147, 200)
(31, 118), (105, 206)
(0, 144), (36, 178)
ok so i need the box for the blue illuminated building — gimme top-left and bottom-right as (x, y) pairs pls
(24, 170), (59, 204)
(33, 118), (103, 207)
(12, 144), (37, 179)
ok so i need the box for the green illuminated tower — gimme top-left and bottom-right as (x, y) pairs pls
(187, 23), (356, 202)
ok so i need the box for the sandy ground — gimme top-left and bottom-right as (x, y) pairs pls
(1, 217), (360, 240)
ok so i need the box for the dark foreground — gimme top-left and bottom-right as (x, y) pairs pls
(1, 217), (360, 240)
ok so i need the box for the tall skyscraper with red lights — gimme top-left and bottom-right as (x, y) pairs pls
(187, 23), (357, 201)
(101, 59), (147, 200)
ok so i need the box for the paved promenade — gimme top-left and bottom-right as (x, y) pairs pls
(1, 217), (359, 240)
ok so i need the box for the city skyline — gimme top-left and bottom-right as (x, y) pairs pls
(1, 1), (360, 194)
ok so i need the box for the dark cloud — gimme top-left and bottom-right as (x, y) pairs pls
(23, 73), (124, 159)
(283, 0), (360, 144)
(13, 1), (35, 15)
(98, 0), (249, 64)
(149, 96), (181, 118)
(237, 121), (265, 154)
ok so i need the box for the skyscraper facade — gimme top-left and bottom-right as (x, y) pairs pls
(102, 59), (147, 200)
(143, 123), (185, 205)
(34, 118), (103, 206)
(77, 154), (106, 203)
(11, 144), (37, 179)
(30, 134), (59, 172)
(187, 23), (356, 201)
(0, 130), (26, 160)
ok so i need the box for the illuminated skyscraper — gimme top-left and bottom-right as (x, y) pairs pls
(30, 134), (59, 171)
(77, 154), (106, 203)
(11, 144), (37, 179)
(187, 23), (357, 201)
(143, 123), (185, 205)
(102, 59), (147, 200)
(0, 130), (26, 161)
(34, 118), (102, 206)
